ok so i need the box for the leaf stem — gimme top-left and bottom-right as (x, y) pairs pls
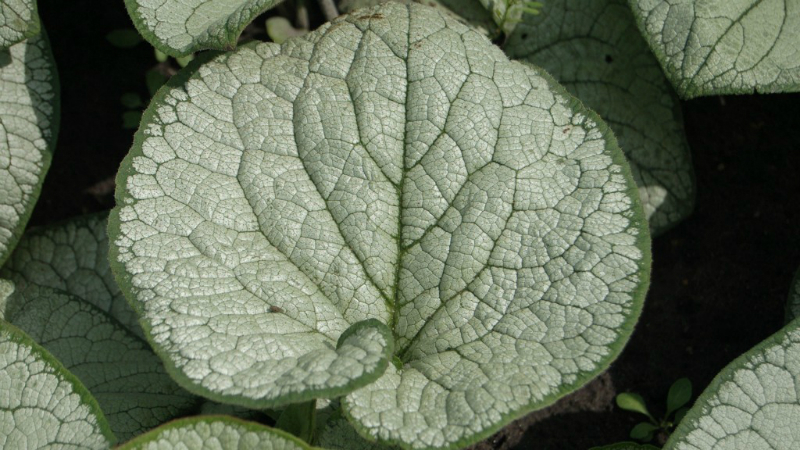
(274, 399), (317, 443)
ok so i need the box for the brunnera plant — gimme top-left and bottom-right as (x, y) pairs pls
(108, 2), (651, 449)
(2, 1), (800, 449)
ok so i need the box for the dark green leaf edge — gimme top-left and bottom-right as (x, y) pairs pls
(0, 319), (116, 446)
(0, 29), (60, 267)
(3, 283), (205, 438)
(0, 1), (40, 50)
(340, 61), (653, 450)
(503, 0), (696, 236)
(123, 0), (284, 57)
(110, 78), (395, 406)
(115, 415), (318, 449)
(663, 317), (800, 449)
(625, 0), (800, 99)
(110, 15), (650, 442)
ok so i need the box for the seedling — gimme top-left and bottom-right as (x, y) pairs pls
(616, 378), (693, 442)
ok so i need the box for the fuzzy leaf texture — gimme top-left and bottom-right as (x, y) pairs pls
(1, 215), (200, 441)
(0, 31), (58, 265)
(664, 317), (800, 449)
(0, 0), (39, 49)
(628, 0), (800, 98)
(125, 0), (286, 57)
(1, 213), (141, 337)
(109, 3), (651, 449)
(1, 284), (200, 442)
(0, 319), (114, 449)
(504, 0), (695, 235)
(117, 416), (315, 450)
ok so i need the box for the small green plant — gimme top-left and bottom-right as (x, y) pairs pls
(616, 378), (693, 442)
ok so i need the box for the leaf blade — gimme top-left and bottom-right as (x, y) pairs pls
(124, 0), (286, 57)
(110, 4), (651, 449)
(504, 0), (696, 235)
(628, 0), (800, 98)
(0, 31), (59, 265)
(116, 416), (314, 450)
(0, 320), (114, 449)
(665, 318), (800, 450)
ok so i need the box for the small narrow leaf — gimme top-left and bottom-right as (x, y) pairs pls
(665, 377), (692, 417)
(106, 29), (143, 48)
(628, 0), (800, 98)
(665, 318), (800, 450)
(124, 0), (287, 57)
(630, 422), (658, 441)
(121, 92), (144, 108)
(0, 31), (59, 265)
(673, 407), (688, 425)
(0, 0), (39, 49)
(0, 320), (114, 449)
(116, 416), (314, 449)
(617, 393), (653, 419)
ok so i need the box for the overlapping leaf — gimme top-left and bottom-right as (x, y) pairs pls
(0, 0), (39, 49)
(1, 213), (140, 337)
(1, 215), (199, 441)
(110, 3), (650, 449)
(628, 0), (800, 98)
(0, 319), (114, 449)
(2, 284), (200, 441)
(117, 416), (314, 450)
(125, 0), (286, 57)
(665, 318), (800, 449)
(504, 0), (695, 235)
(0, 31), (58, 265)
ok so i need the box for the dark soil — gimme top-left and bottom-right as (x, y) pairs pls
(31, 1), (800, 449)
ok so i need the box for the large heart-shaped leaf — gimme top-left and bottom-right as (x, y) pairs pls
(504, 0), (695, 235)
(117, 416), (314, 450)
(1, 213), (140, 337)
(2, 284), (200, 441)
(0, 318), (114, 449)
(0, 0), (39, 49)
(628, 0), (800, 98)
(0, 31), (58, 265)
(110, 3), (650, 448)
(664, 317), (800, 450)
(125, 0), (286, 57)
